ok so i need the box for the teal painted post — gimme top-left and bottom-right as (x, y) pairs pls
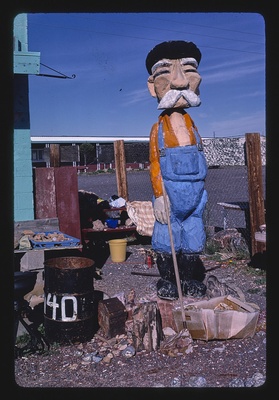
(14, 128), (34, 221)
(13, 13), (40, 221)
(14, 72), (34, 221)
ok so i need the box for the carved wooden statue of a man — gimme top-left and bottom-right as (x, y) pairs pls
(146, 41), (208, 299)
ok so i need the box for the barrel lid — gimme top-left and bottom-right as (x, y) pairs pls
(44, 256), (94, 269)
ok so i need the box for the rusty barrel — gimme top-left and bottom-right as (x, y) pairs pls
(44, 256), (95, 344)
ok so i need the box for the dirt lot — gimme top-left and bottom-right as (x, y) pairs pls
(12, 239), (268, 392)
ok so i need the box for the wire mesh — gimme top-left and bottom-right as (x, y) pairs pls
(78, 137), (266, 248)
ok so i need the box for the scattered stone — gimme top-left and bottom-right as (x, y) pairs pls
(102, 353), (114, 364)
(212, 228), (248, 253)
(14, 247), (266, 388)
(245, 372), (265, 387)
(69, 363), (78, 370)
(81, 354), (92, 363)
(160, 329), (193, 357)
(170, 377), (182, 387)
(228, 377), (245, 387)
(92, 354), (103, 363)
(163, 327), (177, 336)
(111, 349), (120, 357)
(188, 376), (207, 387)
(212, 345), (226, 353)
(205, 274), (240, 298)
(121, 345), (136, 358)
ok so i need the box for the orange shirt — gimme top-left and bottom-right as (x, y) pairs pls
(149, 111), (202, 197)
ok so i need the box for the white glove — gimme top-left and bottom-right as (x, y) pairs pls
(153, 195), (170, 224)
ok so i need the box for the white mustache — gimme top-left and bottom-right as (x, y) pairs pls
(157, 89), (201, 109)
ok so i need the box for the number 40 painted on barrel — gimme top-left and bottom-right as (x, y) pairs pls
(44, 293), (78, 321)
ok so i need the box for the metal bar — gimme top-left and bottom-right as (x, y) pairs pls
(131, 271), (160, 277)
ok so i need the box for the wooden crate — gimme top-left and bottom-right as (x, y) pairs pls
(98, 297), (127, 338)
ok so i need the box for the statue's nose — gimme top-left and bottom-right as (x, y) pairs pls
(170, 62), (189, 89)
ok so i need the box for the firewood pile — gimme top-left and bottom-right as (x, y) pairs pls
(97, 291), (194, 357)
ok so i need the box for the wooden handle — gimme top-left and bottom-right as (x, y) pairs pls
(162, 181), (187, 328)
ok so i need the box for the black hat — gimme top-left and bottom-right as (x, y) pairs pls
(146, 40), (201, 74)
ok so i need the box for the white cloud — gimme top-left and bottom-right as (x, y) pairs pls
(203, 63), (264, 84)
(207, 110), (265, 136)
(121, 87), (150, 106)
(201, 54), (265, 85)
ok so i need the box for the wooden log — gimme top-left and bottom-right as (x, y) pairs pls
(245, 133), (265, 255)
(114, 140), (129, 201)
(98, 297), (127, 338)
(131, 301), (164, 352)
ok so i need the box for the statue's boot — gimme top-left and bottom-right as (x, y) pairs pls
(156, 252), (178, 300)
(177, 252), (207, 297)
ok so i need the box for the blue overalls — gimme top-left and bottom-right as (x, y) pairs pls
(152, 122), (208, 254)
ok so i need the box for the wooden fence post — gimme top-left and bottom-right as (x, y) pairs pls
(245, 133), (265, 256)
(114, 140), (129, 201)
(49, 144), (60, 167)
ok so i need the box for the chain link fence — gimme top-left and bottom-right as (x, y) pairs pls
(78, 136), (266, 252)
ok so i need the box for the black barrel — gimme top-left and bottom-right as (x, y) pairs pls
(44, 256), (95, 344)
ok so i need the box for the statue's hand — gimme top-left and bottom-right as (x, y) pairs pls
(153, 195), (170, 224)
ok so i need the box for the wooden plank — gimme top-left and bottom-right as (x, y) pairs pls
(245, 133), (265, 255)
(217, 202), (242, 210)
(54, 166), (81, 239)
(82, 226), (136, 233)
(34, 166), (81, 240)
(34, 167), (57, 219)
(114, 140), (128, 201)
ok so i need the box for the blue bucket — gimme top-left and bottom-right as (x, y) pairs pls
(106, 219), (118, 229)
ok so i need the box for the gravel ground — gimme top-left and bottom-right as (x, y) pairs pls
(13, 242), (267, 391)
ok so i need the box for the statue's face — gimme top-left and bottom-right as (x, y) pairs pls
(147, 58), (202, 109)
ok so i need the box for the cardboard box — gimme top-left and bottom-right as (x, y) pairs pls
(173, 295), (260, 341)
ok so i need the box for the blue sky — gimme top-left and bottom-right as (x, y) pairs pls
(25, 12), (265, 138)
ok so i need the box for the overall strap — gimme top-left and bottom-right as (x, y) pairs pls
(158, 115), (203, 154)
(185, 113), (203, 151)
(158, 122), (166, 157)
(192, 126), (203, 151)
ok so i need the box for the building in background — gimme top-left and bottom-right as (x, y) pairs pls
(30, 136), (151, 170)
(30, 135), (266, 170)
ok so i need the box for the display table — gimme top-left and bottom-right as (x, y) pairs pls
(217, 202), (249, 230)
(14, 218), (82, 284)
(81, 207), (136, 244)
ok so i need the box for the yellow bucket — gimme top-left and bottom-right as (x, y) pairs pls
(108, 239), (127, 263)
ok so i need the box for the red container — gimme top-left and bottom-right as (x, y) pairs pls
(146, 255), (153, 268)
